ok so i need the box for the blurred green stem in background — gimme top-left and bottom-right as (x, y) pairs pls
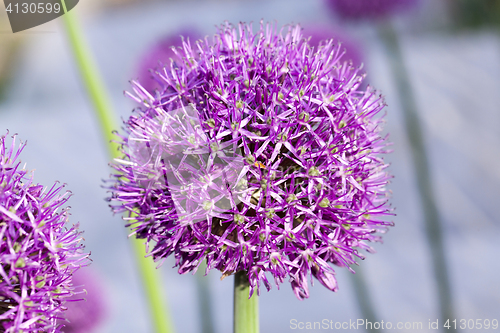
(60, 2), (175, 333)
(446, 0), (500, 30)
(351, 264), (380, 333)
(0, 37), (21, 102)
(379, 21), (455, 333)
(234, 271), (259, 333)
(196, 262), (215, 333)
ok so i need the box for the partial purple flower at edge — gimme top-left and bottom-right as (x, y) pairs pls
(303, 24), (364, 70)
(0, 133), (89, 333)
(325, 0), (420, 20)
(136, 28), (201, 93)
(108, 22), (394, 300)
(60, 268), (108, 333)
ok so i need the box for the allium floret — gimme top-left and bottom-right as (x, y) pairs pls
(109, 22), (393, 299)
(0, 133), (89, 332)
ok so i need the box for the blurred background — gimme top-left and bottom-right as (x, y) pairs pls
(1, 0), (499, 332)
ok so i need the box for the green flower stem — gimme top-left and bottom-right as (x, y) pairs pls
(60, 2), (174, 333)
(378, 21), (455, 331)
(132, 236), (174, 333)
(60, 1), (118, 158)
(234, 271), (259, 333)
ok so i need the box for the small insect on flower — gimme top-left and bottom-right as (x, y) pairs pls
(254, 161), (266, 169)
(108, 21), (393, 299)
(0, 132), (89, 333)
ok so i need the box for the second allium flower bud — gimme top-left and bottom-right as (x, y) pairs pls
(0, 133), (89, 332)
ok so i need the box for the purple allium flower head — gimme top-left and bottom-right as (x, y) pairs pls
(109, 22), (393, 299)
(0, 133), (89, 332)
(60, 268), (107, 333)
(137, 28), (201, 93)
(325, 0), (419, 20)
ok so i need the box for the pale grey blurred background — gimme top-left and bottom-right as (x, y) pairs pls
(0, 0), (499, 332)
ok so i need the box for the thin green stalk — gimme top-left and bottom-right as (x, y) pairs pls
(378, 22), (455, 332)
(132, 236), (174, 333)
(234, 271), (259, 333)
(60, 1), (118, 158)
(60, 3), (174, 333)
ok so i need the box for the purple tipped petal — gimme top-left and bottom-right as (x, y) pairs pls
(312, 261), (338, 292)
(290, 267), (310, 300)
(0, 133), (90, 333)
(108, 21), (393, 300)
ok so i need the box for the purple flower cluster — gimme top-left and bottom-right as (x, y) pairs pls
(326, 0), (419, 20)
(109, 22), (393, 299)
(0, 133), (89, 332)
